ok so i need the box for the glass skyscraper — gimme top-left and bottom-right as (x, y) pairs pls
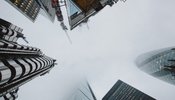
(5, 0), (121, 30)
(6, 0), (55, 22)
(102, 80), (155, 100)
(65, 0), (119, 30)
(136, 47), (175, 85)
(6, 0), (41, 22)
(37, 0), (56, 22)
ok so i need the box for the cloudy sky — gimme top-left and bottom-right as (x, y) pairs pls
(1, 0), (175, 100)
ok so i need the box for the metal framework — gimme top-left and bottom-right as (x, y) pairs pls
(0, 18), (56, 100)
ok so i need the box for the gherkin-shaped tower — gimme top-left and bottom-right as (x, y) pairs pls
(136, 47), (175, 85)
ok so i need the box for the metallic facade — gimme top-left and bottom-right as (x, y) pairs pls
(0, 18), (25, 43)
(102, 80), (155, 100)
(0, 18), (56, 99)
(136, 48), (175, 85)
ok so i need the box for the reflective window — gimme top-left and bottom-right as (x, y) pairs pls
(66, 0), (82, 17)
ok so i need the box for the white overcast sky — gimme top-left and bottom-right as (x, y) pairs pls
(1, 0), (175, 100)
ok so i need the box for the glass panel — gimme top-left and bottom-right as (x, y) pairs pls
(65, 0), (97, 29)
(66, 0), (82, 17)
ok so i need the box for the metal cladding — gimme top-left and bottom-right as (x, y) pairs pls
(0, 18), (26, 43)
(0, 18), (56, 99)
(136, 47), (175, 86)
(0, 18), (23, 33)
(102, 80), (156, 100)
(0, 88), (18, 100)
(0, 26), (23, 43)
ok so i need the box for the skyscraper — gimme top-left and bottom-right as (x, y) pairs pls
(136, 47), (175, 86)
(0, 18), (56, 100)
(65, 0), (120, 30)
(6, 0), (41, 22)
(37, 0), (56, 22)
(0, 18), (25, 43)
(6, 0), (55, 22)
(67, 80), (97, 100)
(102, 80), (155, 100)
(5, 0), (124, 30)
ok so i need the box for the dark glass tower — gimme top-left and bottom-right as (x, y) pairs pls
(102, 80), (155, 100)
(136, 48), (175, 86)
(0, 18), (56, 100)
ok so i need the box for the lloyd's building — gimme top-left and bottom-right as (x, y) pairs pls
(0, 18), (56, 100)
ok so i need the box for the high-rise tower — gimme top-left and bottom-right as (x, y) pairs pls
(37, 0), (56, 22)
(0, 18), (56, 100)
(5, 0), (124, 30)
(6, 0), (41, 22)
(136, 47), (175, 86)
(65, 0), (120, 30)
(103, 80), (155, 100)
(6, 0), (55, 22)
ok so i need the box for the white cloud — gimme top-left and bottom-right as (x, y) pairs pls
(1, 0), (175, 100)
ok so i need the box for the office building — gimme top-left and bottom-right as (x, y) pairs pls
(6, 0), (55, 22)
(37, 0), (56, 22)
(103, 80), (155, 100)
(0, 18), (56, 100)
(0, 18), (24, 43)
(65, 0), (120, 30)
(5, 0), (124, 30)
(136, 47), (175, 85)
(6, 0), (41, 22)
